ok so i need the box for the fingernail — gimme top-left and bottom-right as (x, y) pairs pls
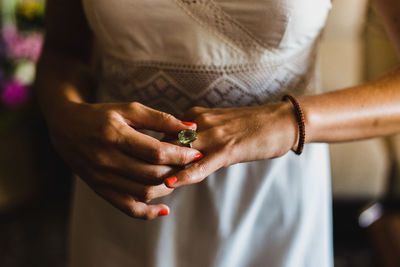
(165, 176), (177, 187)
(182, 121), (196, 127)
(158, 209), (169, 216)
(193, 153), (203, 162)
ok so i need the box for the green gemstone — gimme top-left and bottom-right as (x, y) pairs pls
(178, 129), (197, 145)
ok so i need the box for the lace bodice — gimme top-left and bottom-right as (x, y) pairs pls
(83, 0), (330, 115)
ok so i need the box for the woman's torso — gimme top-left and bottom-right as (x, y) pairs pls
(68, 1), (333, 266)
(83, 0), (331, 114)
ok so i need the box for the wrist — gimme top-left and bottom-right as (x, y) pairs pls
(281, 94), (306, 154)
(279, 101), (300, 153)
(36, 54), (94, 123)
(43, 96), (90, 132)
(295, 95), (317, 145)
(260, 101), (298, 156)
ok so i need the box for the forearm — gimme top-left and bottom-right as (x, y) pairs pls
(301, 67), (400, 144)
(35, 49), (95, 124)
(34, 0), (95, 124)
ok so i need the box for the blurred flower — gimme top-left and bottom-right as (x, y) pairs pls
(2, 25), (18, 46)
(1, 80), (28, 108)
(14, 61), (35, 85)
(2, 25), (43, 61)
(16, 1), (44, 20)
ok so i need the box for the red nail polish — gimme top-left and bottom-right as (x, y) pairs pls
(158, 209), (169, 216)
(193, 153), (203, 162)
(165, 176), (177, 187)
(182, 121), (196, 127)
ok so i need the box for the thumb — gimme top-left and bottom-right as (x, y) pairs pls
(120, 102), (196, 134)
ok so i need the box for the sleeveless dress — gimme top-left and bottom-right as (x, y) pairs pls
(69, 1), (333, 266)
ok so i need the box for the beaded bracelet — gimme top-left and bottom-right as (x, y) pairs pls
(282, 94), (305, 155)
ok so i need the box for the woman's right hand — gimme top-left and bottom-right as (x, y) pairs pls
(47, 101), (201, 220)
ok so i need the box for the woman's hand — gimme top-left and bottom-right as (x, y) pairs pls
(47, 101), (202, 219)
(164, 102), (298, 188)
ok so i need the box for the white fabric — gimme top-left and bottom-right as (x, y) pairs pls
(69, 1), (333, 266)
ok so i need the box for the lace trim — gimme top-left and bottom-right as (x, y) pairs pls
(108, 59), (279, 74)
(96, 50), (318, 117)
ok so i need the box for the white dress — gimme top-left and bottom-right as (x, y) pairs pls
(69, 1), (333, 266)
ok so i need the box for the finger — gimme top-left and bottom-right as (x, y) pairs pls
(183, 106), (209, 122)
(95, 186), (170, 220)
(184, 106), (249, 122)
(164, 151), (226, 188)
(99, 149), (179, 185)
(95, 171), (174, 202)
(120, 102), (196, 134)
(117, 127), (203, 165)
(162, 131), (205, 152)
(183, 107), (235, 123)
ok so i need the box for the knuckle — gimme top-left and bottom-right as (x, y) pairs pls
(92, 152), (113, 168)
(211, 127), (225, 139)
(159, 112), (176, 129)
(196, 162), (208, 179)
(149, 144), (166, 164)
(104, 109), (119, 121)
(196, 113), (211, 125)
(125, 208), (136, 218)
(160, 111), (174, 122)
(125, 201), (139, 218)
(180, 171), (193, 184)
(128, 101), (142, 111)
(141, 186), (155, 203)
(125, 199), (152, 220)
(189, 106), (203, 115)
(100, 112), (121, 143)
(178, 149), (191, 165)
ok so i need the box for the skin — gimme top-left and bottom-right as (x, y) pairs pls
(36, 0), (201, 219)
(36, 0), (400, 219)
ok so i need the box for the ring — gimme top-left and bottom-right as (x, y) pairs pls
(178, 129), (197, 148)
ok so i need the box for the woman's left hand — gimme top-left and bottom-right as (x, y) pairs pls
(164, 102), (299, 188)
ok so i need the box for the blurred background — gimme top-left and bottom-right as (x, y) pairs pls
(0, 0), (400, 266)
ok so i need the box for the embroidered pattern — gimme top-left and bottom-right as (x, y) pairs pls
(96, 49), (318, 117)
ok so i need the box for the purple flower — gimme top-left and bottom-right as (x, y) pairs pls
(2, 25), (18, 45)
(2, 25), (43, 61)
(1, 80), (28, 108)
